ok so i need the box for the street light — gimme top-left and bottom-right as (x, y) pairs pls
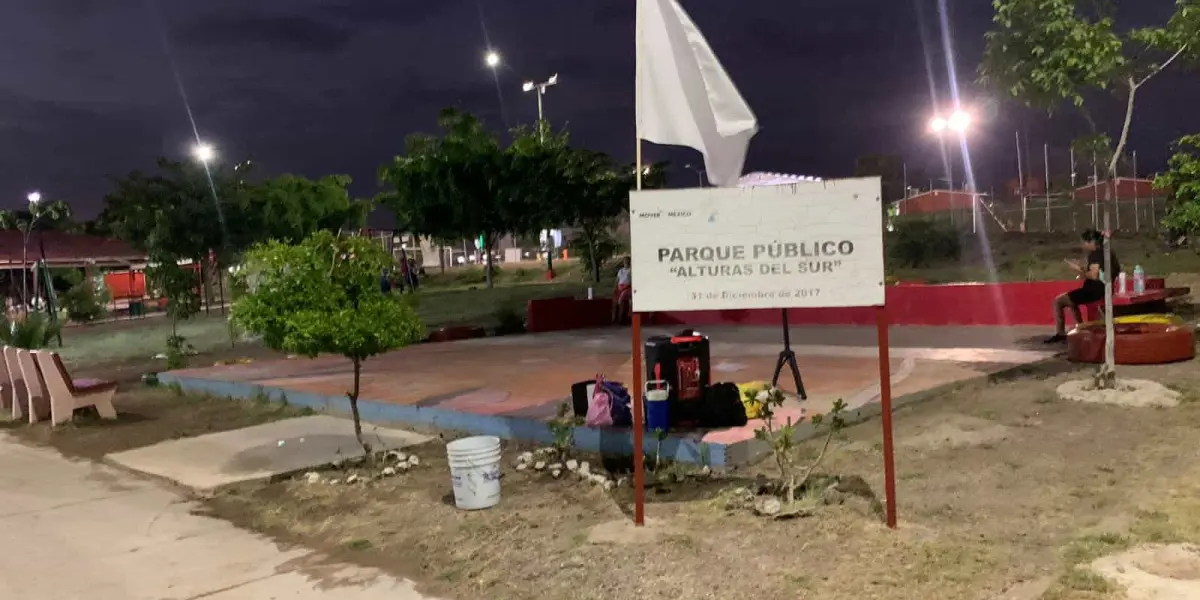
(484, 50), (501, 68)
(192, 142), (215, 163)
(684, 164), (704, 187)
(929, 110), (970, 135)
(521, 73), (559, 138)
(26, 191), (41, 205)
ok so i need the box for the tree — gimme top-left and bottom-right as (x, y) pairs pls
(241, 174), (369, 244)
(146, 260), (202, 369)
(560, 151), (666, 283)
(1157, 134), (1200, 237)
(505, 122), (572, 275)
(980, 0), (1200, 386)
(100, 158), (250, 267)
(233, 231), (425, 453)
(0, 197), (72, 307)
(380, 108), (533, 289)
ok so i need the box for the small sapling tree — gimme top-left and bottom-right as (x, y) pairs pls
(753, 388), (847, 507)
(233, 231), (425, 453)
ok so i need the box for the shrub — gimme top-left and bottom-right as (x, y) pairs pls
(60, 276), (109, 323)
(887, 219), (961, 268)
(1, 312), (62, 349)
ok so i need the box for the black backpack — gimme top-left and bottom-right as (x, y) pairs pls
(700, 382), (748, 428)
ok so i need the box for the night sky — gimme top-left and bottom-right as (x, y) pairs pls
(2, 0), (1198, 220)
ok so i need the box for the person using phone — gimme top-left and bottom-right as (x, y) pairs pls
(1046, 229), (1120, 343)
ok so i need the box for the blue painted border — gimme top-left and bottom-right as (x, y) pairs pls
(158, 372), (732, 467)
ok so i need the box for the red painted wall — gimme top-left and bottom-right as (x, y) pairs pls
(523, 280), (1168, 331)
(648, 279), (1165, 327)
(103, 272), (146, 300)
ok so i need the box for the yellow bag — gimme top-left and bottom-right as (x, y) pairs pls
(1080, 313), (1185, 328)
(737, 381), (770, 420)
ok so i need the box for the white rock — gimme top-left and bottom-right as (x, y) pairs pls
(346, 474), (359, 484)
(396, 462), (410, 472)
(589, 474), (608, 486)
(517, 451), (534, 464)
(551, 469), (563, 478)
(548, 463), (563, 471)
(381, 467), (396, 477)
(153, 353), (167, 360)
(516, 463), (528, 471)
(407, 455), (420, 467)
(330, 459), (344, 469)
(328, 479), (340, 485)
(578, 462), (591, 477)
(536, 447), (557, 456)
(304, 472), (321, 484)
(603, 480), (615, 491)
(566, 459), (579, 472)
(701, 466), (712, 477)
(385, 450), (407, 463)
(616, 477), (628, 488)
(534, 461), (547, 471)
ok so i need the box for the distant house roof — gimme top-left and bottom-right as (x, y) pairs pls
(1072, 178), (1167, 202)
(0, 231), (146, 269)
(737, 172), (823, 187)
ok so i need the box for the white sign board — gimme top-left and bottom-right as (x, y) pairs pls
(629, 177), (885, 312)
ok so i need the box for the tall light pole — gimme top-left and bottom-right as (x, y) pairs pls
(521, 74), (558, 140)
(684, 164), (704, 187)
(19, 191), (44, 310)
(929, 109), (976, 231)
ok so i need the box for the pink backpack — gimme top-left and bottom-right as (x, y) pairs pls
(585, 374), (615, 428)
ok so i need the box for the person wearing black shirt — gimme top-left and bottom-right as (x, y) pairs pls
(1046, 229), (1121, 343)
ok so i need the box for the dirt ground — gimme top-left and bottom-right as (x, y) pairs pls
(198, 357), (1200, 600)
(1, 351), (301, 461)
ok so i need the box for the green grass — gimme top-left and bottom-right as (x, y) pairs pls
(889, 231), (1200, 284)
(414, 280), (604, 330)
(56, 314), (236, 369)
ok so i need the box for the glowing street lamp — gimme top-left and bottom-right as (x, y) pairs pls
(929, 110), (971, 135)
(26, 191), (41, 205)
(192, 142), (215, 163)
(484, 50), (501, 69)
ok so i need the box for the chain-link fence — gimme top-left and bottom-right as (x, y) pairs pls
(898, 196), (1169, 234)
(992, 196), (1169, 233)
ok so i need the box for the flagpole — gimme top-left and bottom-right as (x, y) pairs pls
(632, 138), (646, 527)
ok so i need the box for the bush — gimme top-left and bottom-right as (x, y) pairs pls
(60, 277), (109, 323)
(1, 312), (62, 349)
(887, 219), (961, 268)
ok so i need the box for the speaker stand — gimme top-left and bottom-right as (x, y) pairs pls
(771, 308), (807, 400)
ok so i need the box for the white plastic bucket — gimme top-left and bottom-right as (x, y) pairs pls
(446, 435), (503, 510)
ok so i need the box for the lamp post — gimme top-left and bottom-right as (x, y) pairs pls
(19, 191), (44, 310)
(684, 164), (704, 187)
(521, 74), (558, 141)
(929, 109), (976, 232)
(484, 50), (501, 69)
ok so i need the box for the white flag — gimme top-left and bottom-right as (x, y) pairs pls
(636, 0), (758, 188)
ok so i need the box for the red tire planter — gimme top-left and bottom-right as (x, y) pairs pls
(427, 326), (487, 344)
(1067, 322), (1196, 365)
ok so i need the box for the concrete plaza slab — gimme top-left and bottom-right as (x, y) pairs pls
(158, 325), (1057, 467)
(106, 415), (432, 492)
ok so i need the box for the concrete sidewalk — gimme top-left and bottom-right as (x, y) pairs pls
(0, 434), (437, 600)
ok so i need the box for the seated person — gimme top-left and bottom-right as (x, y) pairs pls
(1046, 229), (1121, 343)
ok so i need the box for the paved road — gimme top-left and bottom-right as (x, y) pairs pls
(0, 434), (436, 600)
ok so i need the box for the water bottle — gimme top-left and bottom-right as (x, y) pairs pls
(1116, 272), (1127, 296)
(1133, 265), (1145, 294)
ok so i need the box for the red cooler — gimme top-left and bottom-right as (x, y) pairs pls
(644, 330), (711, 427)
